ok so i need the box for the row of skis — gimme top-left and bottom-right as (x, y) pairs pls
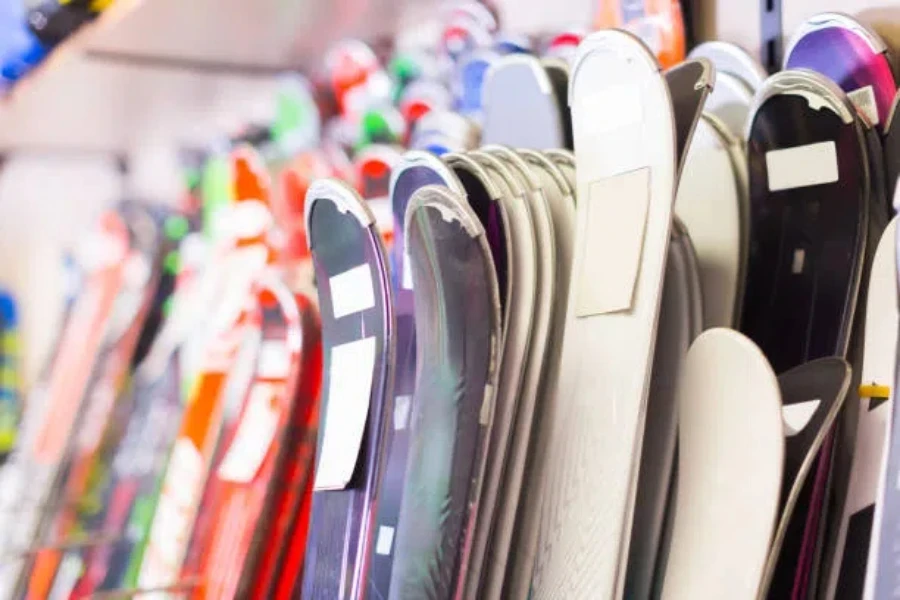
(2, 1), (900, 599)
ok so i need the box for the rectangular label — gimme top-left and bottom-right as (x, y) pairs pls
(256, 340), (290, 379)
(575, 168), (651, 317)
(393, 395), (411, 430)
(329, 264), (376, 320)
(402, 248), (414, 290)
(848, 85), (879, 127)
(375, 526), (395, 556)
(314, 337), (377, 490)
(217, 383), (280, 483)
(578, 84), (643, 136)
(766, 141), (839, 192)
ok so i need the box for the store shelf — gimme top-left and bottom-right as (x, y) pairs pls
(83, 0), (430, 71)
(0, 0), (435, 153)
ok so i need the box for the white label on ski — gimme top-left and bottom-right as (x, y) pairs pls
(766, 141), (839, 192)
(139, 439), (204, 590)
(848, 85), (879, 127)
(329, 264), (376, 319)
(375, 526), (395, 556)
(394, 395), (411, 430)
(402, 247), (414, 290)
(576, 168), (651, 317)
(48, 553), (82, 600)
(480, 384), (494, 426)
(792, 249), (806, 274)
(257, 340), (290, 379)
(206, 245), (269, 343)
(579, 84), (643, 136)
(783, 399), (821, 436)
(314, 336), (377, 490)
(218, 383), (280, 483)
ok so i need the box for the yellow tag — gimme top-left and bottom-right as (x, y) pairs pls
(859, 383), (891, 399)
(90, 0), (116, 12)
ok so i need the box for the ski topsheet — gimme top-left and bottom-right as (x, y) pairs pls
(759, 358), (853, 598)
(481, 54), (567, 149)
(688, 41), (765, 136)
(300, 179), (395, 599)
(0, 210), (132, 600)
(870, 204), (900, 600)
(24, 204), (164, 599)
(855, 217), (899, 599)
(135, 147), (277, 595)
(73, 350), (183, 595)
(532, 30), (679, 600)
(444, 153), (511, 314)
(674, 114), (745, 328)
(503, 147), (577, 600)
(464, 147), (539, 600)
(826, 218), (897, 600)
(479, 148), (564, 600)
(784, 11), (895, 222)
(665, 58), (714, 180)
(784, 12), (896, 135)
(389, 184), (501, 599)
(743, 70), (869, 598)
(661, 329), (783, 600)
(365, 152), (466, 600)
(626, 220), (703, 600)
(188, 277), (321, 600)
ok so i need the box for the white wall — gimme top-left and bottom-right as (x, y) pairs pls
(0, 154), (123, 387)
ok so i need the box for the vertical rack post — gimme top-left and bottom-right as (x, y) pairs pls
(760, 0), (782, 72)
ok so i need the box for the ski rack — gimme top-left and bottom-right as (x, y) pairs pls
(81, 577), (202, 599)
(4, 532), (121, 558)
(760, 0), (782, 73)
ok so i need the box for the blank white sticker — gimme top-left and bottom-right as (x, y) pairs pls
(576, 168), (651, 317)
(314, 337), (378, 490)
(766, 141), (839, 192)
(330, 264), (375, 320)
(848, 85), (879, 127)
(783, 399), (821, 437)
(578, 84), (643, 137)
(394, 395), (411, 430)
(217, 383), (280, 483)
(257, 340), (290, 379)
(792, 249), (806, 274)
(402, 248), (414, 290)
(375, 526), (395, 556)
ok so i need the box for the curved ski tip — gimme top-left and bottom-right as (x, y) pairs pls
(748, 70), (855, 135)
(687, 41), (767, 90)
(786, 12), (886, 62)
(673, 57), (716, 92)
(486, 53), (550, 92)
(544, 148), (576, 167)
(570, 29), (661, 99)
(390, 150), (459, 203)
(305, 178), (374, 235)
(481, 145), (541, 188)
(443, 152), (504, 200)
(518, 148), (573, 195)
(406, 184), (484, 238)
(690, 328), (776, 372)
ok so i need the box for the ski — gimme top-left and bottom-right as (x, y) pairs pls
(299, 178), (395, 599)
(661, 329), (783, 599)
(389, 183), (502, 599)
